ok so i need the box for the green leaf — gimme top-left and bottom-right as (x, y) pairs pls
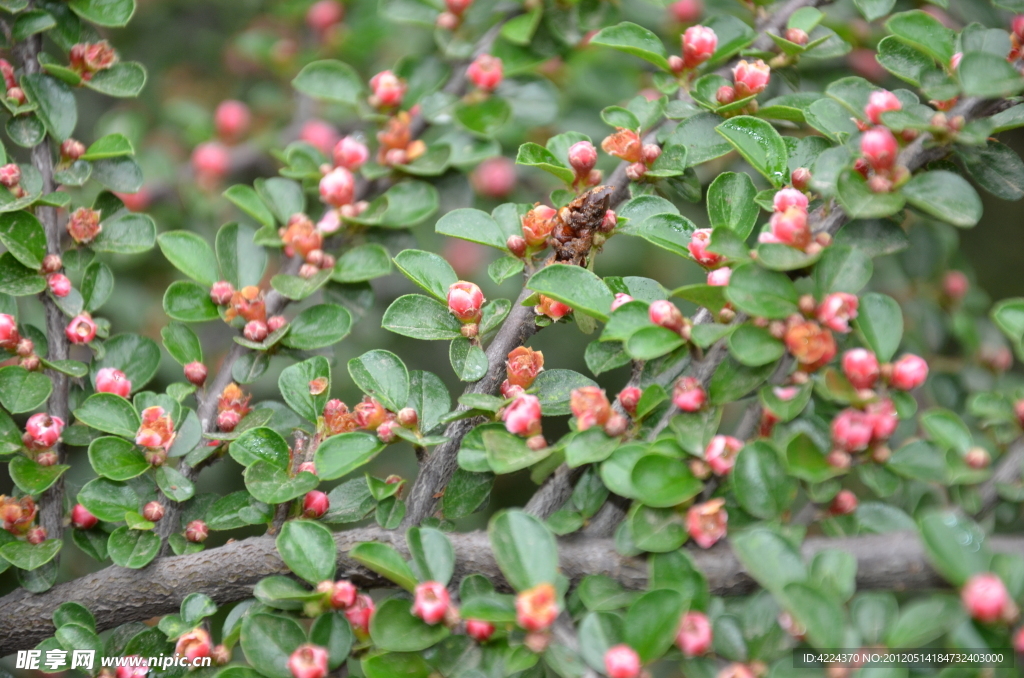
(482, 427), (551, 473)
(450, 337), (488, 382)
(533, 368), (598, 415)
(814, 245), (873, 296)
(733, 441), (797, 519)
(350, 541), (418, 591)
(885, 10), (955, 64)
(728, 324), (785, 366)
(454, 97), (511, 136)
(292, 60), (364, 105)
(282, 304), (352, 350)
(88, 436), (149, 480)
(73, 393), (139, 437)
(0, 539), (61, 570)
(382, 294), (463, 341)
(590, 22), (671, 71)
(154, 465), (194, 502)
(854, 0), (895, 21)
(277, 520), (337, 586)
(920, 408), (971, 453)
(224, 185), (276, 229)
(630, 504), (686, 552)
(918, 510), (991, 586)
(21, 73), (76, 141)
(77, 477), (138, 522)
(53, 602), (96, 631)
(12, 9), (56, 40)
(92, 212), (155, 253)
(348, 350), (409, 412)
(625, 590), (686, 663)
(707, 171), (759, 239)
(370, 598), (451, 651)
(781, 583), (844, 649)
(310, 612), (354, 669)
(240, 613), (307, 678)
(960, 140), (1024, 201)
(333, 244), (392, 283)
(0, 211), (46, 269)
(0, 252), (45, 295)
(255, 177), (305, 224)
(407, 527), (455, 585)
(8, 455), (68, 494)
(488, 509), (558, 590)
(630, 454), (702, 507)
(0, 365), (52, 413)
(730, 527), (807, 594)
(837, 169), (906, 218)
(716, 117), (789, 187)
(278, 356), (330, 422)
(515, 143), (574, 185)
(885, 595), (960, 647)
(85, 62), (147, 98)
(393, 249), (458, 300)
(901, 170), (982, 228)
(315, 432), (385, 480)
(527, 264), (613, 321)
(362, 653), (431, 678)
(724, 263), (799, 318)
(68, 0), (135, 26)
(107, 527), (160, 568)
(854, 293), (903, 362)
(216, 222), (267, 288)
(158, 231), (219, 287)
(565, 427), (620, 467)
(621, 213), (697, 258)
(81, 261), (114, 312)
(960, 51), (1024, 98)
(436, 208), (511, 250)
(244, 462), (318, 504)
(94, 333), (161, 389)
(161, 323), (202, 365)
(82, 134), (134, 161)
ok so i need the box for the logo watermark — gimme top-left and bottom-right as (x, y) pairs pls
(15, 650), (212, 673)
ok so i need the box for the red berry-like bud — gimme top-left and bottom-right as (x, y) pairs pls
(688, 228), (722, 267)
(669, 55), (686, 73)
(397, 407), (418, 427)
(0, 163), (20, 188)
(470, 156), (516, 198)
(829, 489), (858, 515)
(943, 270), (969, 300)
(831, 408), (873, 452)
(333, 136), (369, 172)
(331, 580), (358, 609)
(446, 0), (473, 14)
(466, 619), (495, 642)
(15, 337), (33, 358)
(604, 413), (628, 437)
(860, 128), (899, 172)
(864, 90), (901, 125)
(184, 361), (208, 387)
(60, 138), (86, 161)
(412, 581), (451, 625)
(369, 70), (406, 108)
(41, 253), (62, 274)
(215, 100), (252, 143)
(298, 461), (318, 475)
(27, 526), (47, 545)
(71, 503), (98, 530)
(319, 167), (356, 208)
(303, 491), (330, 518)
(774, 187), (809, 212)
(447, 281), (485, 323)
(535, 295), (572, 320)
(36, 449), (57, 466)
(436, 11), (459, 29)
(817, 292), (859, 333)
(716, 85), (736, 105)
(192, 142), (231, 180)
(966, 447), (991, 469)
(625, 162), (647, 181)
(669, 0), (703, 23)
(503, 394), (543, 437)
(377, 418), (398, 443)
(604, 645), (641, 678)
(962, 573), (1017, 624)
(617, 386), (641, 415)
(47, 273), (71, 298)
(96, 367), (132, 398)
(506, 235), (527, 258)
(568, 140), (598, 176)
(610, 293), (634, 311)
(841, 348), (879, 389)
(210, 280), (234, 305)
(784, 27), (808, 45)
(676, 612), (713, 656)
(467, 54), (504, 91)
(212, 645), (231, 666)
(300, 120), (339, 155)
(142, 501), (165, 522)
(705, 435), (743, 475)
(288, 645), (329, 678)
(25, 413), (64, 450)
(707, 267), (732, 286)
(185, 519), (208, 543)
(306, 0), (344, 34)
(673, 376), (706, 412)
(791, 167), (811, 191)
(681, 25), (718, 69)
(244, 320), (269, 342)
(649, 299), (686, 334)
(889, 354), (928, 391)
(687, 497), (728, 548)
(732, 59), (771, 97)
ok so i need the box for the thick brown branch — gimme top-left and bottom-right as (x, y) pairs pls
(3, 528), (1023, 655)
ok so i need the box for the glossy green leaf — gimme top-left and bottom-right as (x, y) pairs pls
(716, 117), (789, 187)
(277, 520), (337, 586)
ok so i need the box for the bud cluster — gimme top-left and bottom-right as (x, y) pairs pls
(570, 386), (628, 437)
(759, 187), (814, 250)
(0, 313), (42, 370)
(216, 383), (253, 432)
(601, 127), (661, 182)
(437, 0), (473, 30)
(715, 59), (771, 115)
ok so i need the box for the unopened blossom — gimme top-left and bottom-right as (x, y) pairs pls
(962, 573), (1018, 624)
(95, 367), (132, 398)
(185, 362), (208, 387)
(185, 520), (208, 543)
(842, 348), (879, 389)
(447, 281), (485, 324)
(687, 497), (728, 548)
(890, 354), (928, 390)
(618, 386), (641, 415)
(0, 313), (17, 350)
(688, 228), (722, 267)
(568, 141), (598, 176)
(521, 205), (557, 247)
(784, 320), (836, 371)
(176, 628), (212, 662)
(732, 59), (770, 97)
(345, 594), (375, 635)
(471, 157), (516, 198)
(817, 293), (859, 333)
(649, 300), (686, 335)
(215, 100), (252, 142)
(705, 435), (743, 475)
(191, 142), (231, 182)
(707, 267), (732, 286)
(831, 408), (873, 452)
(673, 376), (706, 412)
(535, 295), (571, 320)
(412, 581), (451, 625)
(676, 612), (713, 656)
(466, 619), (495, 641)
(570, 386), (612, 432)
(47, 273), (71, 298)
(307, 0), (344, 34)
(354, 396), (388, 431)
(467, 54), (504, 91)
(24, 413), (64, 450)
(288, 645), (329, 678)
(503, 394), (542, 437)
(303, 491), (330, 519)
(773, 188), (809, 212)
(860, 128), (899, 172)
(299, 120), (339, 155)
(865, 398), (898, 441)
(611, 293), (634, 311)
(319, 167), (356, 207)
(71, 503), (99, 530)
(829, 489), (858, 515)
(864, 90), (901, 125)
(604, 645), (641, 678)
(681, 25), (718, 69)
(369, 70), (406, 108)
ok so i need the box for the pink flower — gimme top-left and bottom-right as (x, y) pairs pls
(516, 583), (559, 632)
(215, 100), (251, 142)
(618, 386), (641, 415)
(303, 491), (330, 518)
(673, 376), (706, 412)
(191, 142), (230, 180)
(369, 70), (406, 108)
(333, 136), (369, 171)
(95, 367), (132, 398)
(841, 348), (879, 389)
(732, 59), (770, 97)
(829, 489), (858, 515)
(817, 293), (859, 333)
(288, 645), (329, 678)
(0, 313), (18, 349)
(649, 300), (686, 334)
(570, 386), (612, 432)
(601, 128), (643, 163)
(866, 398), (898, 441)
(67, 207), (102, 244)
(306, 0), (344, 34)
(299, 120), (339, 155)
(471, 157), (516, 198)
(70, 503), (98, 530)
(467, 55), (504, 91)
(330, 580), (358, 609)
(773, 188), (808, 212)
(466, 619), (495, 642)
(707, 267), (732, 286)
(535, 294), (571, 320)
(503, 394), (542, 437)
(116, 658), (149, 678)
(676, 612), (713, 656)
(864, 90), (901, 125)
(447, 281), (485, 323)
(766, 207), (810, 249)
(412, 581), (451, 625)
(687, 498), (728, 548)
(688, 228), (722, 267)
(860, 128), (899, 172)
(0, 163), (19, 188)
(705, 435), (743, 475)
(47, 273), (71, 298)
(682, 25), (718, 69)
(345, 594), (375, 635)
(136, 405), (175, 452)
(521, 204), (557, 247)
(24, 413), (64, 451)
(175, 628), (212, 662)
(66, 313), (97, 344)
(611, 293), (634, 311)
(568, 140), (598, 175)
(604, 645), (641, 678)
(669, 0), (702, 22)
(319, 167), (356, 207)
(943, 270), (969, 300)
(317, 209), (342, 234)
(890, 354), (928, 390)
(962, 573), (1016, 624)
(831, 408), (873, 451)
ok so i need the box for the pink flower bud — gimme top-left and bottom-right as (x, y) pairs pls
(687, 497), (728, 548)
(376, 418), (398, 443)
(66, 313), (97, 344)
(503, 394), (542, 437)
(890, 354), (928, 391)
(791, 167), (811, 191)
(0, 163), (20, 188)
(618, 386), (641, 415)
(816, 293), (859, 333)
(707, 267), (732, 286)
(860, 128), (899, 172)
(682, 25), (718, 69)
(447, 281), (485, 323)
(143, 501), (165, 522)
(185, 361), (208, 386)
(829, 489), (858, 515)
(705, 436), (743, 475)
(67, 207), (102, 244)
(26, 526), (47, 545)
(288, 645), (329, 678)
(535, 294), (571, 319)
(773, 187), (809, 212)
(467, 54), (504, 91)
(604, 413), (628, 437)
(47, 273), (71, 298)
(676, 612), (713, 656)
(842, 348), (879, 389)
(116, 658), (149, 678)
(604, 645), (640, 678)
(864, 90), (901, 125)
(610, 293), (634, 311)
(649, 300), (686, 334)
(669, 55), (686, 73)
(471, 156), (516, 198)
(732, 59), (770, 97)
(669, 0), (703, 23)
(298, 462), (318, 475)
(397, 407), (418, 427)
(210, 280), (234, 305)
(341, 597), (373, 638)
(185, 519), (209, 543)
(191, 142), (231, 180)
(966, 447), (990, 469)
(962, 573), (1016, 624)
(673, 376), (706, 412)
(716, 85), (736, 105)
(571, 386), (613, 432)
(71, 503), (98, 530)
(300, 120), (339, 155)
(0, 313), (17, 350)
(215, 100), (251, 142)
(354, 396), (388, 430)
(96, 367), (132, 398)
(436, 10), (459, 28)
(641, 144), (662, 165)
(25, 413), (64, 450)
(36, 450), (57, 466)
(625, 162), (647, 181)
(568, 140), (598, 176)
(1014, 15), (1024, 41)
(784, 27), (808, 45)
(466, 619), (495, 642)
(866, 398), (898, 441)
(831, 408), (873, 452)
(331, 580), (358, 609)
(943, 270), (969, 300)
(506, 235), (527, 258)
(521, 204), (557, 247)
(516, 583), (559, 632)
(766, 207), (810, 249)
(601, 128), (643, 163)
(217, 409), (241, 433)
(244, 320), (269, 342)
(412, 581), (451, 625)
(369, 70), (406, 108)
(333, 136), (369, 171)
(319, 167), (356, 208)
(1015, 625), (1024, 653)
(41, 253), (62, 274)
(306, 0), (344, 34)
(60, 139), (86, 161)
(688, 228), (722, 267)
(303, 491), (330, 518)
